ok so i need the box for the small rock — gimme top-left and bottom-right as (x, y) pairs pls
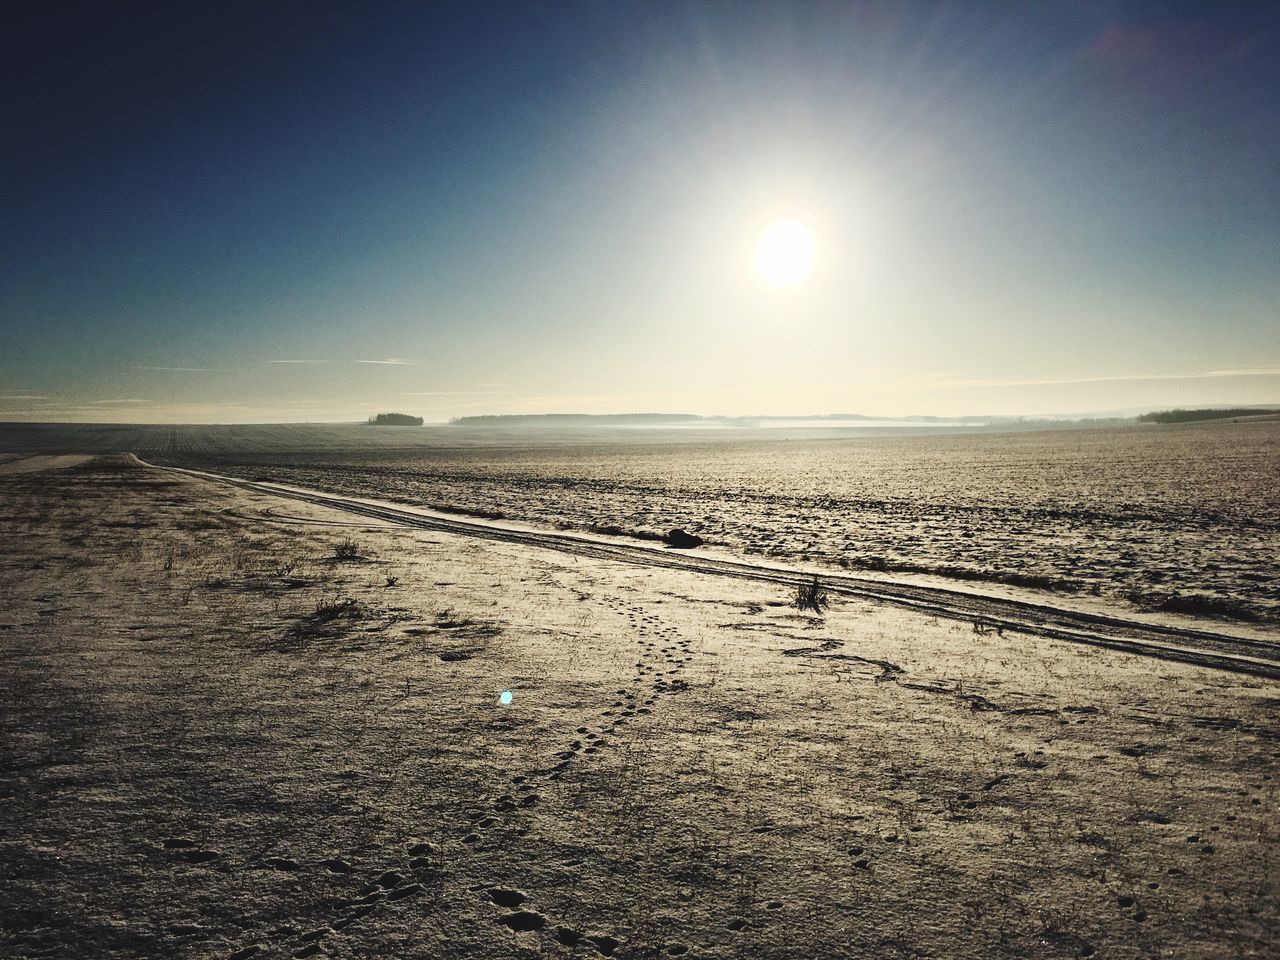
(663, 529), (703, 549)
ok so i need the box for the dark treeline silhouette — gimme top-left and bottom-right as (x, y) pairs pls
(368, 412), (423, 426)
(450, 413), (981, 427)
(1139, 408), (1279, 424)
(450, 413), (699, 426)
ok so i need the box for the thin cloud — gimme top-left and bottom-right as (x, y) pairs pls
(270, 358), (419, 366)
(930, 367), (1280, 389)
(398, 390), (503, 397)
(91, 398), (149, 404)
(134, 365), (215, 372)
(508, 392), (659, 405)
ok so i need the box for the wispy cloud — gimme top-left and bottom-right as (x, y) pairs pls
(930, 367), (1280, 389)
(134, 365), (215, 372)
(508, 392), (658, 405)
(398, 390), (503, 397)
(269, 358), (419, 366)
(0, 398), (393, 424)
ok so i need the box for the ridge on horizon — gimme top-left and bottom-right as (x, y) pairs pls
(3, 402), (1279, 430)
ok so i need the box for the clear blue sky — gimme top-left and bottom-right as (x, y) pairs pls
(2, 1), (1277, 421)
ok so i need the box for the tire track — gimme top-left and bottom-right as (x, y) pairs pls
(134, 457), (1280, 680)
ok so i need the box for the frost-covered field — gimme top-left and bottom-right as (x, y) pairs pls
(1, 455), (1276, 960)
(49, 419), (1270, 626)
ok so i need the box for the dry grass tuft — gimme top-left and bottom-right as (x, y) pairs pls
(333, 538), (362, 560)
(288, 595), (368, 640)
(793, 577), (829, 615)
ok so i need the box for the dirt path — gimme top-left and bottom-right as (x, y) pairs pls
(141, 457), (1280, 681)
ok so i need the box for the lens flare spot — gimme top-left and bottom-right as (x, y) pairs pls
(499, 690), (513, 705)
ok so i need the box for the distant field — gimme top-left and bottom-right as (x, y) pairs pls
(0, 418), (1068, 454)
(6, 419), (1271, 625)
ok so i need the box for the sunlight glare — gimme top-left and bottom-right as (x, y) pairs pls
(754, 218), (815, 289)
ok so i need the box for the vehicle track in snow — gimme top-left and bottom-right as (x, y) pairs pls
(135, 456), (1280, 681)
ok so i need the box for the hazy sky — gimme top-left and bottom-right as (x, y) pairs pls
(3, 1), (1278, 422)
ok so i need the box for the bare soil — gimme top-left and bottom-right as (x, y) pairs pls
(1, 455), (1276, 959)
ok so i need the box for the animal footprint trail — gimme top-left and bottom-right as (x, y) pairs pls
(222, 595), (696, 959)
(477, 883), (620, 955)
(472, 596), (698, 955)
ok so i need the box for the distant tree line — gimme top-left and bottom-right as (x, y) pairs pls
(1138, 408), (1278, 424)
(368, 412), (423, 426)
(449, 413), (698, 426)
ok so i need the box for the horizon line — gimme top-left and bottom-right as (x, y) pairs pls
(3, 402), (1279, 429)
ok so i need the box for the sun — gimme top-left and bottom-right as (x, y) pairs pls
(754, 218), (815, 289)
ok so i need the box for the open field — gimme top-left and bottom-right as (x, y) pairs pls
(1, 455), (1277, 959)
(3, 419), (1275, 624)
